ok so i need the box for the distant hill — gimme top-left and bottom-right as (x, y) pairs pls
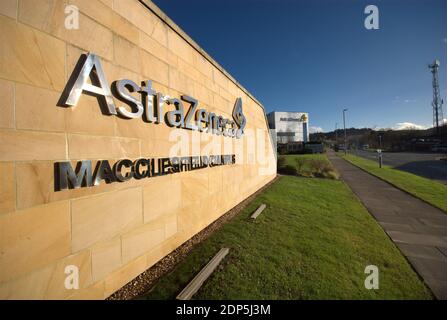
(310, 125), (447, 151)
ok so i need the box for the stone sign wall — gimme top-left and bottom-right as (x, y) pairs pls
(0, 0), (276, 299)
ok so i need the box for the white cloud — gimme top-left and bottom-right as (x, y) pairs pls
(392, 122), (428, 130)
(431, 119), (447, 126)
(393, 96), (416, 103)
(384, 119), (447, 131)
(443, 38), (447, 43)
(309, 126), (324, 133)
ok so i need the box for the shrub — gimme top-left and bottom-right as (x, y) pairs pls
(295, 158), (306, 173)
(277, 155), (339, 179)
(325, 170), (340, 180)
(309, 159), (338, 179)
(310, 159), (327, 176)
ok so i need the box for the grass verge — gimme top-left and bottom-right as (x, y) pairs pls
(341, 153), (447, 213)
(141, 176), (431, 299)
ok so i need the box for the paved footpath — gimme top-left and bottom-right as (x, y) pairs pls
(327, 151), (447, 299)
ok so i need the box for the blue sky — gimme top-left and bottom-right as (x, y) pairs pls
(152, 0), (447, 133)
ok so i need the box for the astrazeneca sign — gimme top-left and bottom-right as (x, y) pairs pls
(54, 53), (245, 191)
(59, 53), (246, 138)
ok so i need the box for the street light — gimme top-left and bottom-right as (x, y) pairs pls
(335, 122), (338, 146)
(343, 108), (348, 155)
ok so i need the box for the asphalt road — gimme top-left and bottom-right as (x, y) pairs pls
(351, 150), (447, 184)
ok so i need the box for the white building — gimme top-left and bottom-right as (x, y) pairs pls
(267, 111), (309, 150)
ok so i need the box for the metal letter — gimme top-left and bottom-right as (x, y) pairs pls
(196, 109), (209, 132)
(113, 79), (144, 119)
(58, 53), (116, 115)
(221, 118), (229, 137)
(155, 93), (169, 124)
(140, 80), (157, 122)
(93, 160), (116, 185)
(208, 113), (217, 134)
(181, 95), (199, 130)
(215, 115), (224, 136)
(113, 159), (134, 182)
(169, 157), (180, 173)
(166, 98), (185, 127)
(134, 159), (149, 179)
(54, 161), (92, 191)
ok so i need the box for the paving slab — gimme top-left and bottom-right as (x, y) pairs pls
(420, 217), (447, 228)
(371, 214), (420, 225)
(423, 279), (447, 300)
(380, 222), (415, 233)
(407, 257), (447, 281)
(396, 243), (447, 261)
(386, 231), (447, 248)
(176, 248), (230, 300)
(410, 225), (447, 237)
(328, 151), (447, 300)
(251, 204), (266, 219)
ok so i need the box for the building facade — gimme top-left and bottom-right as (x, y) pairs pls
(267, 111), (309, 151)
(0, 0), (276, 299)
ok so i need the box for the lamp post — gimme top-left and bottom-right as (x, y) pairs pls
(343, 108), (348, 155)
(335, 122), (338, 146)
(377, 133), (383, 168)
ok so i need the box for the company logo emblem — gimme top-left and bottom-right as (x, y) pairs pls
(300, 114), (308, 122)
(232, 97), (246, 138)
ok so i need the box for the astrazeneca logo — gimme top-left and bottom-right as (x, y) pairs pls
(58, 53), (246, 138)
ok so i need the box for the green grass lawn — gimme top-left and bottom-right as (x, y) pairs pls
(341, 153), (447, 213)
(141, 176), (431, 300)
